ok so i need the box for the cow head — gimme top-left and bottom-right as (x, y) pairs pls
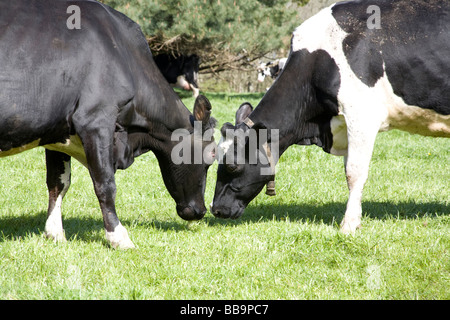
(211, 102), (277, 219)
(158, 95), (216, 221)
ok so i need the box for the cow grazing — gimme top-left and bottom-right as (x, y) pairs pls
(154, 54), (200, 97)
(257, 58), (287, 83)
(212, 0), (450, 234)
(0, 0), (216, 249)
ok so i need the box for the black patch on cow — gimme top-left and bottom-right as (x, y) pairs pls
(254, 48), (340, 154)
(332, 0), (450, 115)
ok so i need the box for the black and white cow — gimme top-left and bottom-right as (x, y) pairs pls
(154, 54), (200, 97)
(257, 58), (287, 83)
(0, 0), (216, 249)
(212, 0), (450, 234)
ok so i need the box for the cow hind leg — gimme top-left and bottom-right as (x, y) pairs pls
(44, 150), (71, 242)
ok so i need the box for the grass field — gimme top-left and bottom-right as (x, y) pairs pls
(0, 92), (448, 300)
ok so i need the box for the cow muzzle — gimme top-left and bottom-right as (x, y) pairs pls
(210, 201), (246, 220)
(176, 204), (206, 221)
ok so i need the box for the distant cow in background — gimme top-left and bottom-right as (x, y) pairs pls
(257, 58), (287, 83)
(154, 54), (200, 97)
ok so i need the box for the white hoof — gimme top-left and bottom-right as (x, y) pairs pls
(44, 217), (67, 242)
(44, 229), (67, 242)
(340, 218), (361, 235)
(105, 223), (135, 249)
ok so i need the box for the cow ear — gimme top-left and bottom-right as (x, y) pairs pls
(193, 95), (212, 127)
(235, 102), (253, 125)
(221, 122), (235, 137)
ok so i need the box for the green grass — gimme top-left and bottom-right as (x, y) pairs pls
(0, 91), (449, 300)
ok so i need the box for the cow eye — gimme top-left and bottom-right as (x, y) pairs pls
(229, 184), (242, 192)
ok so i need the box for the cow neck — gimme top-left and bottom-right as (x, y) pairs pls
(127, 48), (195, 156)
(240, 117), (277, 197)
(244, 49), (337, 155)
(247, 54), (309, 155)
(143, 82), (191, 128)
(130, 83), (193, 157)
(246, 90), (303, 158)
(129, 46), (191, 129)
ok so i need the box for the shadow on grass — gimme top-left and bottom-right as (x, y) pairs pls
(1, 200), (447, 242)
(203, 200), (448, 228)
(0, 211), (105, 244)
(137, 200), (448, 232)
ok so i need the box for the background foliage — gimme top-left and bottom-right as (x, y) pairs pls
(100, 0), (309, 73)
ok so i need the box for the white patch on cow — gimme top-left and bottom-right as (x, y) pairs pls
(218, 137), (233, 156)
(44, 160), (70, 242)
(105, 223), (135, 249)
(292, 5), (340, 54)
(190, 84), (200, 98)
(45, 135), (87, 167)
(174, 75), (191, 90)
(44, 194), (66, 242)
(291, 5), (450, 234)
(330, 115), (348, 156)
(0, 139), (41, 157)
(257, 71), (266, 83)
(278, 57), (287, 70)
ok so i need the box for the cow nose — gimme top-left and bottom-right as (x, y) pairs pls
(211, 203), (245, 220)
(210, 202), (219, 217)
(177, 204), (206, 221)
(210, 204), (228, 219)
(211, 208), (232, 219)
(212, 210), (223, 218)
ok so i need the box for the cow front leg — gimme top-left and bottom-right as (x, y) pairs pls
(44, 150), (71, 242)
(80, 128), (135, 249)
(340, 117), (380, 234)
(96, 176), (135, 250)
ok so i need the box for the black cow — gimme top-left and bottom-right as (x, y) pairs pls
(0, 0), (216, 249)
(154, 54), (200, 97)
(212, 0), (450, 233)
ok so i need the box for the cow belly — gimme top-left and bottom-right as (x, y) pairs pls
(0, 136), (86, 166)
(387, 104), (450, 137)
(0, 140), (41, 157)
(45, 135), (87, 167)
